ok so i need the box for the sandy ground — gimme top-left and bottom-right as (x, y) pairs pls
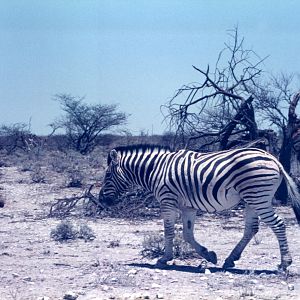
(1, 166), (300, 300)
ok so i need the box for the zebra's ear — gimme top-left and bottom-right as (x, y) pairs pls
(110, 149), (119, 165)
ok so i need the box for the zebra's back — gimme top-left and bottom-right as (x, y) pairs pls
(161, 148), (281, 212)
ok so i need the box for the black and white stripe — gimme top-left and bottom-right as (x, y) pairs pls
(99, 144), (300, 270)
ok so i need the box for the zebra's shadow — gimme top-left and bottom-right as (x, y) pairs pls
(127, 262), (278, 276)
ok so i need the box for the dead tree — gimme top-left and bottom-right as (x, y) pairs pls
(163, 27), (265, 150)
(253, 74), (300, 203)
(277, 92), (300, 202)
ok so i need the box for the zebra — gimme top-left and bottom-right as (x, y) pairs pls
(99, 144), (300, 270)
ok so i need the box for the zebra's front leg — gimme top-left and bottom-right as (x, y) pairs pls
(157, 209), (176, 265)
(182, 208), (217, 264)
(223, 205), (259, 269)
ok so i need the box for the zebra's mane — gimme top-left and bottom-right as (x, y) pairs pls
(107, 144), (172, 165)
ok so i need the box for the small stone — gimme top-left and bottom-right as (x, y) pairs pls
(128, 269), (138, 275)
(156, 294), (164, 299)
(288, 284), (294, 291)
(257, 284), (264, 291)
(63, 291), (78, 300)
(199, 276), (208, 280)
(23, 276), (32, 282)
(12, 273), (19, 278)
(143, 293), (150, 299)
(190, 279), (196, 283)
(151, 283), (161, 288)
(204, 269), (211, 274)
(111, 277), (118, 283)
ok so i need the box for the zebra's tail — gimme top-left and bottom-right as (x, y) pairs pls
(279, 164), (300, 225)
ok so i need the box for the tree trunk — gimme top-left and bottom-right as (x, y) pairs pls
(276, 92), (300, 204)
(219, 96), (258, 150)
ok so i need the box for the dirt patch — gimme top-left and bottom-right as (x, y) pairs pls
(0, 166), (300, 300)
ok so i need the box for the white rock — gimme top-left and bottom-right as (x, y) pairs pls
(288, 284), (295, 291)
(63, 291), (78, 300)
(199, 276), (208, 280)
(128, 269), (138, 275)
(257, 284), (264, 291)
(151, 283), (161, 288)
(204, 269), (211, 274)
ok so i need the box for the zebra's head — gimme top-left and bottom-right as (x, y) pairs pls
(99, 149), (130, 207)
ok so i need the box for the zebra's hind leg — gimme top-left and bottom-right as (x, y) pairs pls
(157, 209), (177, 265)
(182, 208), (217, 264)
(223, 205), (259, 269)
(256, 206), (292, 271)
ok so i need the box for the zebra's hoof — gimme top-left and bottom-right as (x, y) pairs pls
(208, 251), (218, 264)
(278, 254), (292, 271)
(156, 256), (173, 267)
(223, 259), (235, 269)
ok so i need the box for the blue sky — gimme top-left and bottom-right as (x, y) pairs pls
(1, 0), (300, 135)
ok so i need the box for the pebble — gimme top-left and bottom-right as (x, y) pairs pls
(37, 297), (50, 300)
(257, 284), (264, 291)
(63, 291), (78, 300)
(288, 284), (294, 291)
(128, 269), (138, 275)
(156, 294), (164, 299)
(12, 273), (19, 278)
(151, 283), (161, 288)
(204, 269), (211, 274)
(23, 276), (32, 282)
(143, 293), (150, 299)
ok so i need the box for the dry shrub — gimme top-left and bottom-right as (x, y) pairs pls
(101, 187), (160, 219)
(30, 164), (46, 183)
(141, 230), (196, 260)
(50, 220), (95, 242)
